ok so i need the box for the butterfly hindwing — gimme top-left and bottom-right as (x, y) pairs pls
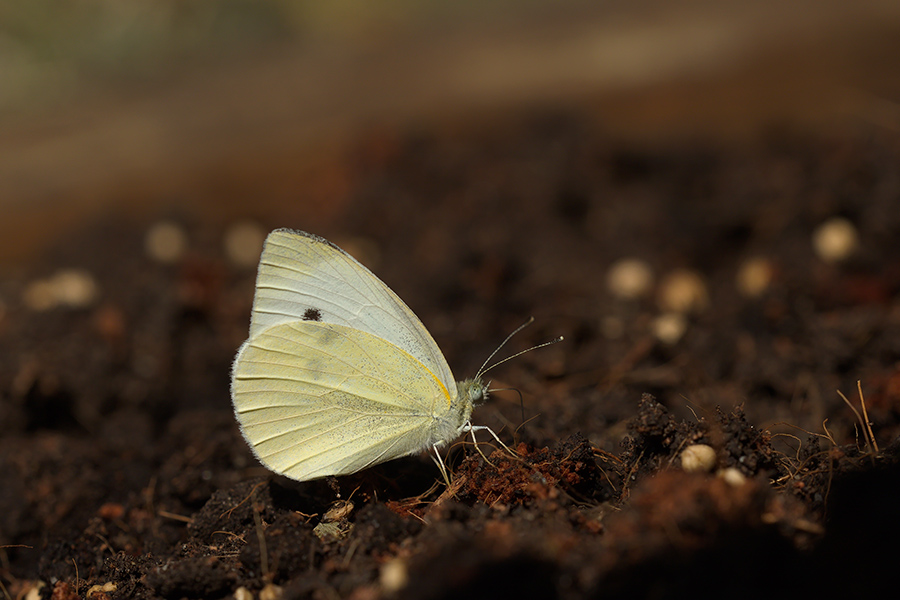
(232, 320), (454, 480)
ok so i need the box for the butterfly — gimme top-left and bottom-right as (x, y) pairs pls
(231, 228), (530, 484)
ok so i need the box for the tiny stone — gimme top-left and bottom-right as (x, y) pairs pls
(258, 584), (282, 600)
(652, 312), (687, 345)
(718, 467), (748, 487)
(813, 217), (858, 263)
(380, 558), (409, 593)
(86, 583), (117, 599)
(52, 269), (98, 308)
(145, 221), (187, 264)
(234, 587), (254, 600)
(681, 444), (717, 473)
(607, 258), (654, 300)
(23, 269), (98, 311)
(736, 257), (774, 298)
(658, 269), (709, 314)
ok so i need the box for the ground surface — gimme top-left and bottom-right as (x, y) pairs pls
(2, 115), (900, 599)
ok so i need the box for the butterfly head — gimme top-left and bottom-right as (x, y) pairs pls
(457, 377), (489, 407)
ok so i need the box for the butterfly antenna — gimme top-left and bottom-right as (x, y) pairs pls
(476, 318), (564, 380)
(475, 317), (534, 380)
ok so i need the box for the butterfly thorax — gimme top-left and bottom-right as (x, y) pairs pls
(428, 378), (484, 445)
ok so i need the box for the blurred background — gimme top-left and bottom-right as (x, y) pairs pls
(3, 3), (900, 591)
(3, 0), (900, 267)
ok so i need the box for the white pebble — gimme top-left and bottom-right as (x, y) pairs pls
(145, 221), (187, 264)
(718, 467), (748, 487)
(54, 269), (99, 307)
(224, 221), (266, 268)
(652, 312), (687, 345)
(813, 217), (858, 263)
(380, 558), (409, 593)
(736, 257), (774, 298)
(233, 587), (254, 600)
(24, 583), (45, 600)
(607, 258), (654, 300)
(23, 269), (98, 311)
(681, 444), (717, 473)
(258, 584), (282, 600)
(657, 269), (708, 314)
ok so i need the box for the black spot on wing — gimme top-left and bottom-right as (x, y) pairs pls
(303, 308), (322, 321)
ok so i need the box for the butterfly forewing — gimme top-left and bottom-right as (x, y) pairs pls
(248, 229), (455, 390)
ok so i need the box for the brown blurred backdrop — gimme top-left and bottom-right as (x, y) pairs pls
(2, 0), (900, 268)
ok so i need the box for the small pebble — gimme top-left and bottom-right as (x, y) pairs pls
(233, 587), (254, 600)
(657, 269), (708, 314)
(86, 583), (117, 599)
(258, 584), (282, 600)
(652, 312), (687, 345)
(607, 258), (654, 300)
(718, 467), (748, 487)
(23, 269), (98, 311)
(24, 583), (45, 600)
(145, 221), (187, 264)
(225, 221), (266, 268)
(813, 217), (858, 263)
(681, 444), (717, 473)
(54, 269), (99, 307)
(736, 257), (774, 297)
(380, 558), (409, 593)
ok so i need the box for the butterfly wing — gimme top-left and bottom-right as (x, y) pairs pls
(232, 320), (455, 481)
(247, 229), (455, 390)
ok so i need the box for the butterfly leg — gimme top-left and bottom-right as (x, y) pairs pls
(467, 424), (517, 459)
(466, 424), (496, 467)
(463, 423), (517, 467)
(430, 443), (452, 487)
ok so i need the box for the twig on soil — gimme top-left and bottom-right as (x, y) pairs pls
(620, 449), (645, 500)
(856, 381), (878, 452)
(591, 446), (623, 465)
(820, 419), (838, 447)
(770, 431), (804, 462)
(513, 413), (541, 441)
(837, 380), (878, 456)
(222, 481), (266, 520)
(590, 447), (621, 494)
(157, 510), (193, 523)
(94, 533), (116, 557)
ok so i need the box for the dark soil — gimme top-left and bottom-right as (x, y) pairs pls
(3, 114), (900, 599)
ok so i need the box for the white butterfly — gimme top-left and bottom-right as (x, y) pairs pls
(231, 228), (513, 483)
